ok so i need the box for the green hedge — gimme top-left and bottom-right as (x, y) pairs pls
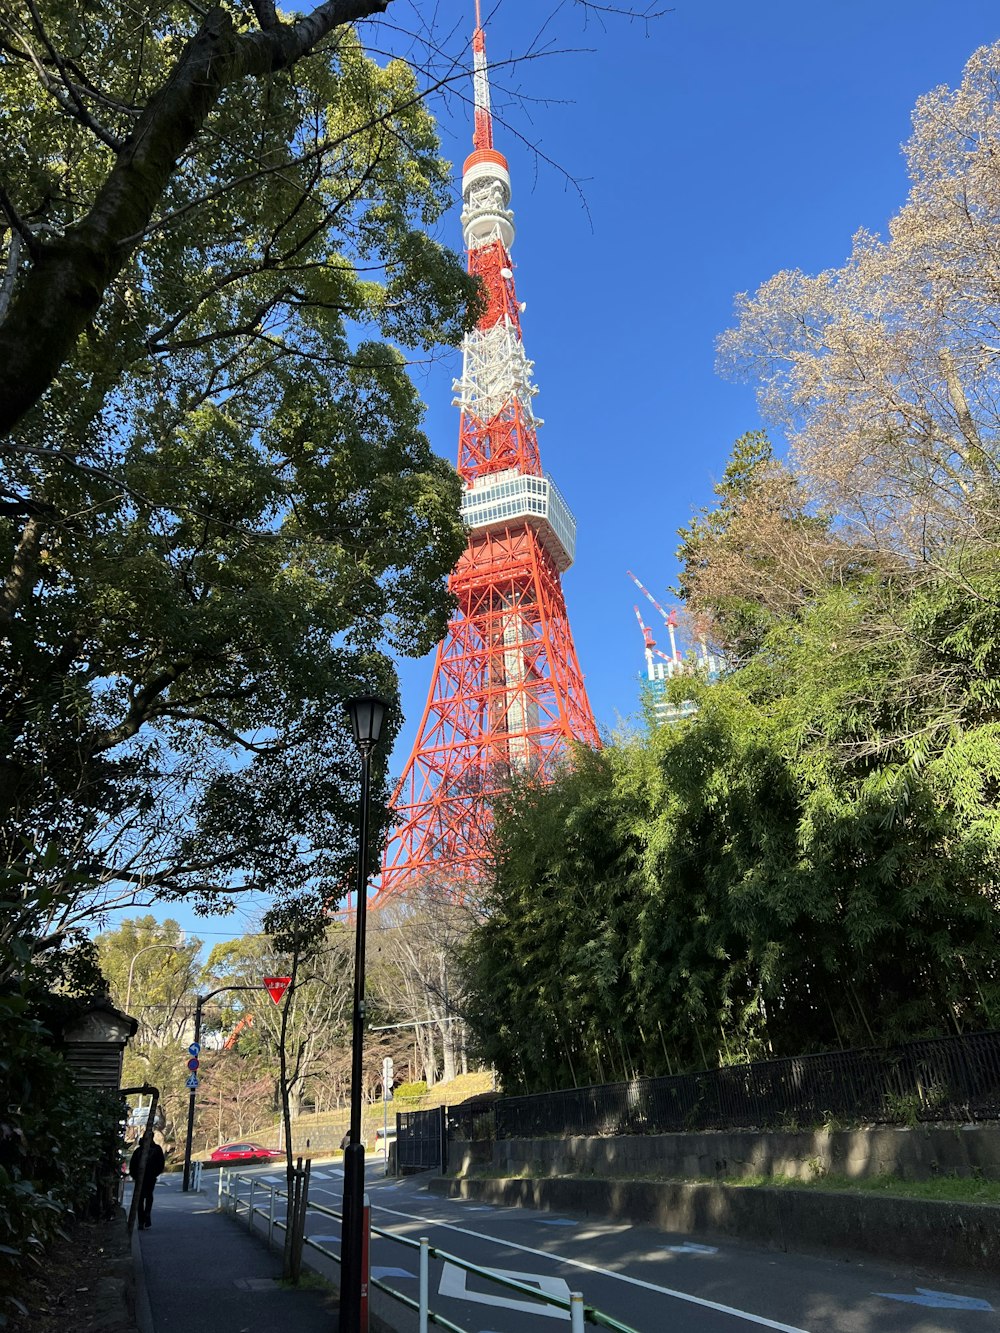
(0, 992), (124, 1325)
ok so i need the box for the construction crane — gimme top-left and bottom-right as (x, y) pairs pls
(627, 570), (680, 660)
(223, 1012), (254, 1050)
(633, 606), (673, 680)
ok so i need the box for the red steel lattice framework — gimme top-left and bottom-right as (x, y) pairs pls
(377, 9), (599, 900)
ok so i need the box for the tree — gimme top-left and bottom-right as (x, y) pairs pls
(717, 40), (1000, 565)
(204, 906), (354, 1128)
(676, 431), (880, 662)
(0, 0), (476, 432)
(96, 915), (201, 1042)
(369, 880), (473, 1085)
(1, 1), (480, 941)
(93, 916), (204, 1143)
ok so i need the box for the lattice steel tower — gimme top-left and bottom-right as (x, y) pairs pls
(378, 7), (599, 899)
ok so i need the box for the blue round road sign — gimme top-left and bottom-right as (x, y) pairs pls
(188, 1042), (201, 1056)
(187, 1057), (199, 1072)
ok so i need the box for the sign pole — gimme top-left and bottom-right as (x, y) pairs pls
(181, 996), (203, 1192)
(181, 983), (262, 1191)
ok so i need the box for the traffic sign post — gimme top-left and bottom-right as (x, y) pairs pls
(381, 1057), (393, 1157)
(264, 976), (291, 1005)
(181, 983), (259, 1192)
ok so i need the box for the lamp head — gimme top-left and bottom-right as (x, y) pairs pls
(345, 694), (390, 754)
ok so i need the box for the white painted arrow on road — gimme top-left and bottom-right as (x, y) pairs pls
(439, 1262), (570, 1318)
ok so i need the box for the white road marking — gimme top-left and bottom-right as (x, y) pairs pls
(372, 1203), (811, 1332)
(666, 1244), (719, 1256)
(876, 1290), (993, 1312)
(439, 1261), (569, 1319)
(372, 1266), (417, 1280)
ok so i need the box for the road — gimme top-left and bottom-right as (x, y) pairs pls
(232, 1162), (1000, 1333)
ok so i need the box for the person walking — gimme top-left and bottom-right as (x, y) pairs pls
(129, 1136), (166, 1230)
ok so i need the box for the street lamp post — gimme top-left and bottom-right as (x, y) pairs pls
(340, 694), (389, 1333)
(124, 942), (181, 1015)
(181, 984), (259, 1192)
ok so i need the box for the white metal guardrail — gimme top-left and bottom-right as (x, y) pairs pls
(218, 1168), (639, 1332)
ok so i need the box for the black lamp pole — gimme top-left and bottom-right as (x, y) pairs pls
(181, 984), (259, 1192)
(340, 694), (388, 1333)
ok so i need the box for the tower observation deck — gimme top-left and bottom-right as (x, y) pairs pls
(377, 8), (599, 899)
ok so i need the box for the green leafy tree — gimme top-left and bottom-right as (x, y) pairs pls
(0, 1), (482, 432)
(95, 916), (204, 1143)
(97, 916), (202, 1040)
(0, 2), (481, 942)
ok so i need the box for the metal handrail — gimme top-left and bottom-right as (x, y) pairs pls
(219, 1168), (640, 1332)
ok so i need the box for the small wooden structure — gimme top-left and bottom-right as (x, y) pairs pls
(61, 997), (138, 1090)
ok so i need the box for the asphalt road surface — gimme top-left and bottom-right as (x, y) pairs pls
(233, 1163), (1000, 1333)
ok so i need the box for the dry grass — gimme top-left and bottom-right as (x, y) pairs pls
(272, 1070), (496, 1134)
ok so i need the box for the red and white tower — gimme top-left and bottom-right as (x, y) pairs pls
(378, 7), (599, 900)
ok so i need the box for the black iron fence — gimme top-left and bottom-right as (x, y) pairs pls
(396, 1106), (448, 1170)
(449, 1029), (1000, 1140)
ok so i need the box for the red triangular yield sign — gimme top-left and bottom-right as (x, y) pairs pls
(263, 976), (291, 1004)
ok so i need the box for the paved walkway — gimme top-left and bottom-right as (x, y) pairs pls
(130, 1171), (339, 1333)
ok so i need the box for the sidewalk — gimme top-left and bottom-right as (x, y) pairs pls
(130, 1172), (338, 1333)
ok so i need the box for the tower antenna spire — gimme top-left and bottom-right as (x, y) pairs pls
(471, 0), (493, 150)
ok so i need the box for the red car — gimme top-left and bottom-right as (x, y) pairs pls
(210, 1141), (284, 1163)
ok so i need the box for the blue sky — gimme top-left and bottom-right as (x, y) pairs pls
(114, 0), (999, 949)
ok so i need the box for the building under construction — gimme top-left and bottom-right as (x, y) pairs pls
(627, 571), (720, 725)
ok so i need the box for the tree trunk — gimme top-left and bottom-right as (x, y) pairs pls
(0, 0), (390, 437)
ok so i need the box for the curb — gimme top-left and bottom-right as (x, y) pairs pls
(429, 1175), (1000, 1275)
(130, 1222), (154, 1333)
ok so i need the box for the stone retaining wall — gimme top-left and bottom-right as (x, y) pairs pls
(450, 1124), (1000, 1183)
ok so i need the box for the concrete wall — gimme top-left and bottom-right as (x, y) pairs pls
(451, 1124), (1000, 1183)
(429, 1175), (1000, 1275)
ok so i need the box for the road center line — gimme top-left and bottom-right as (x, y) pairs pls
(371, 1203), (811, 1333)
